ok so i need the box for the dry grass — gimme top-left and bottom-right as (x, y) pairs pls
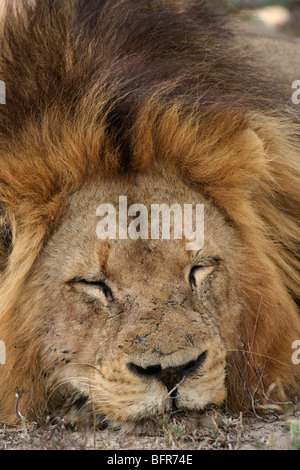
(1, 407), (300, 450)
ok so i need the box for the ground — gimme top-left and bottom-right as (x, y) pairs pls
(0, 2), (299, 452)
(1, 407), (300, 450)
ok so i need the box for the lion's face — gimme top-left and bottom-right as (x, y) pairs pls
(22, 170), (244, 429)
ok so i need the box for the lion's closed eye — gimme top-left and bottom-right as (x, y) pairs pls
(189, 265), (216, 288)
(71, 279), (114, 305)
(189, 257), (220, 288)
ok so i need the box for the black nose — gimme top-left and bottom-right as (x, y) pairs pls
(128, 351), (207, 392)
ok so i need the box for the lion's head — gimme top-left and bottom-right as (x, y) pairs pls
(0, 0), (299, 431)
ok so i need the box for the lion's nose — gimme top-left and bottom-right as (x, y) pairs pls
(128, 351), (207, 391)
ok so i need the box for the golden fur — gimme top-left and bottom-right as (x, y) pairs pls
(0, 0), (299, 430)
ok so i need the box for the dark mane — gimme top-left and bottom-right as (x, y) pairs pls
(0, 0), (290, 147)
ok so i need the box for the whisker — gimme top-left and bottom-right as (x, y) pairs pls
(227, 349), (290, 367)
(47, 376), (98, 403)
(67, 362), (102, 373)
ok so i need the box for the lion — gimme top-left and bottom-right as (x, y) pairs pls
(0, 0), (299, 432)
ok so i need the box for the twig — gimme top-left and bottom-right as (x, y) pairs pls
(163, 376), (186, 401)
(15, 388), (29, 439)
(235, 412), (243, 449)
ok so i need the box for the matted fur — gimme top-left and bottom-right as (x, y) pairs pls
(0, 0), (299, 429)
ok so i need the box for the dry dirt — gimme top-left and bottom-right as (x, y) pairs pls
(1, 406), (300, 451)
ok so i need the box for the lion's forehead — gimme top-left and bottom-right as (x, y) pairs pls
(42, 173), (238, 280)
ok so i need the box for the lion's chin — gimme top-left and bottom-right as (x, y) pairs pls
(49, 380), (226, 434)
(94, 389), (226, 436)
(93, 381), (226, 433)
(51, 400), (221, 435)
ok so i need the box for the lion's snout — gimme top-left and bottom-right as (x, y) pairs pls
(128, 350), (207, 392)
(116, 305), (215, 393)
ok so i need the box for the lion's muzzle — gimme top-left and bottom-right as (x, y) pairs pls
(128, 350), (208, 392)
